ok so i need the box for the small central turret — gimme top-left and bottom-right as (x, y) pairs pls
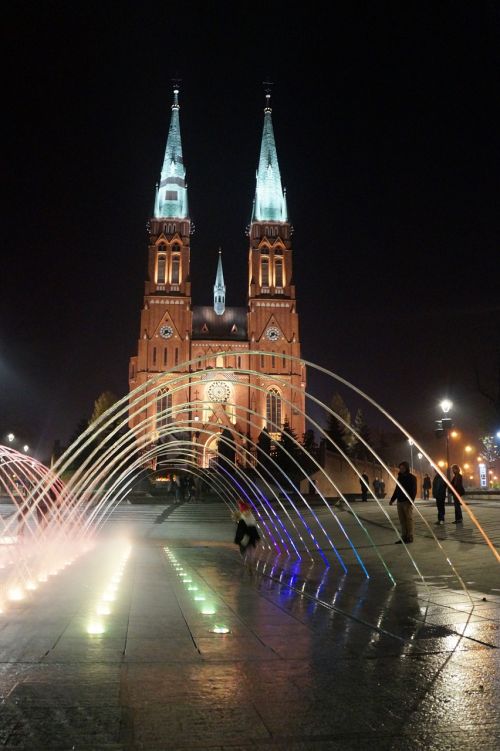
(213, 249), (226, 316)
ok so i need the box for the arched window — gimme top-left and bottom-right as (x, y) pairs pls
(261, 256), (269, 286)
(157, 255), (166, 284)
(275, 258), (283, 287)
(156, 388), (172, 430)
(171, 254), (180, 284)
(266, 387), (282, 433)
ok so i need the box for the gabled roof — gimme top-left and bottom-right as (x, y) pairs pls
(192, 306), (247, 341)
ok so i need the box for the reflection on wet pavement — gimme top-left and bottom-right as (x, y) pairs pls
(0, 506), (498, 749)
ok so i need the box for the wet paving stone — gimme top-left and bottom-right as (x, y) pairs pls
(0, 512), (498, 749)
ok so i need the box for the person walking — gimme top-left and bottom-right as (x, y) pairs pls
(450, 464), (465, 524)
(233, 500), (260, 567)
(360, 473), (369, 502)
(389, 461), (417, 544)
(432, 469), (447, 525)
(422, 474), (431, 500)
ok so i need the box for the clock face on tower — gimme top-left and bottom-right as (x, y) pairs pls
(265, 326), (280, 342)
(159, 325), (174, 339)
(207, 381), (231, 403)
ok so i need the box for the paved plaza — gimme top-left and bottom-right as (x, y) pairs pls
(0, 498), (499, 749)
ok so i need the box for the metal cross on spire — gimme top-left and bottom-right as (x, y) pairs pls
(263, 79), (274, 111)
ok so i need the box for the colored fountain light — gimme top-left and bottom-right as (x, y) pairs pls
(187, 585), (198, 591)
(201, 605), (216, 615)
(194, 595), (205, 601)
(37, 573), (48, 582)
(26, 580), (38, 591)
(211, 625), (230, 634)
(102, 591), (116, 602)
(8, 586), (25, 601)
(96, 603), (111, 615)
(87, 620), (106, 635)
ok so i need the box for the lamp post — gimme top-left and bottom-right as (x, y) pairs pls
(439, 399), (453, 504)
(408, 439), (414, 474)
(417, 452), (423, 496)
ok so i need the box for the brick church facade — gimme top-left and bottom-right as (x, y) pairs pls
(129, 87), (305, 467)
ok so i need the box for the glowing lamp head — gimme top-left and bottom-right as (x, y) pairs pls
(440, 399), (453, 414)
(7, 433), (15, 443)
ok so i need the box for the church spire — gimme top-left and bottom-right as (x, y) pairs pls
(252, 86), (288, 223)
(213, 249), (226, 316)
(154, 84), (189, 219)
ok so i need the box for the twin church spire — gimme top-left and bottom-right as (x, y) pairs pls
(252, 91), (288, 222)
(154, 85), (288, 313)
(154, 87), (189, 220)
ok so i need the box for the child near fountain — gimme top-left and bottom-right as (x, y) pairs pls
(233, 500), (260, 566)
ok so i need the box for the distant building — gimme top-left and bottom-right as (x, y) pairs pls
(129, 87), (305, 467)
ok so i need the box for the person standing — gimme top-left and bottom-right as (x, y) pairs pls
(450, 464), (465, 524)
(422, 474), (431, 500)
(360, 473), (369, 502)
(373, 477), (381, 499)
(432, 469), (447, 525)
(389, 461), (417, 544)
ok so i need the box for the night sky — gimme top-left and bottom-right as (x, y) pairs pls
(3, 2), (500, 460)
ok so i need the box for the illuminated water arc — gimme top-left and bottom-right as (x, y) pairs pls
(216, 462), (288, 556)
(224, 460), (308, 557)
(31, 351), (498, 605)
(48, 379), (378, 577)
(106, 414), (342, 560)
(78, 437), (281, 554)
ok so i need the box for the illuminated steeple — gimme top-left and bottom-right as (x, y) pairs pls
(213, 249), (226, 316)
(154, 85), (189, 219)
(252, 89), (287, 222)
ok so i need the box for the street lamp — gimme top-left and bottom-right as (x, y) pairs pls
(440, 399), (453, 414)
(408, 439), (414, 473)
(23, 445), (29, 453)
(437, 399), (453, 504)
(7, 433), (15, 443)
